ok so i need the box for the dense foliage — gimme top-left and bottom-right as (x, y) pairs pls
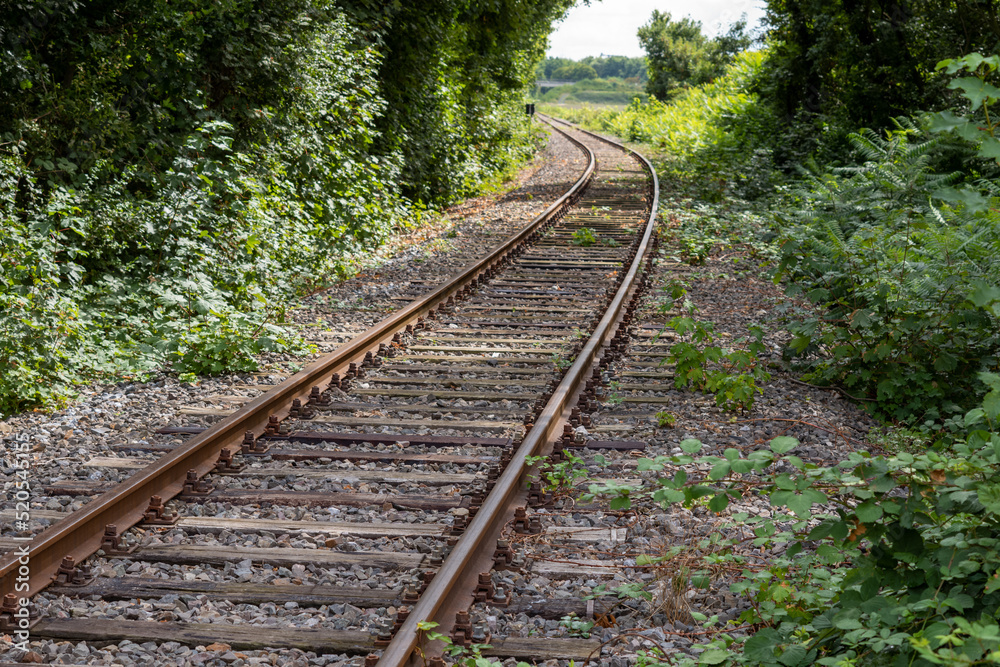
(0, 0), (573, 415)
(760, 0), (1000, 163)
(589, 379), (1000, 667)
(537, 55), (648, 82)
(771, 54), (1000, 426)
(367, 0), (576, 202)
(775, 125), (1000, 425)
(638, 11), (751, 101)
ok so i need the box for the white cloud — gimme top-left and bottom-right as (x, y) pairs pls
(546, 0), (766, 60)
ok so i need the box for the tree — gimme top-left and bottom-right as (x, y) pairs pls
(552, 62), (598, 80)
(537, 56), (648, 82)
(539, 56), (576, 79)
(638, 11), (750, 100)
(758, 0), (1000, 162)
(581, 55), (648, 80)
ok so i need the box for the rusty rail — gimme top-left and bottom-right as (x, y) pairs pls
(0, 122), (596, 600)
(375, 116), (660, 666)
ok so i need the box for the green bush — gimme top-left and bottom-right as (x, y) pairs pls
(590, 375), (1000, 667)
(773, 123), (1000, 425)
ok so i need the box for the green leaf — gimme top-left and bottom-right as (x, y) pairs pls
(933, 352), (957, 373)
(778, 644), (809, 666)
(775, 473), (795, 491)
(708, 492), (729, 513)
(855, 501), (883, 523)
(784, 493), (814, 517)
(636, 458), (660, 471)
(970, 282), (1000, 309)
(609, 496), (632, 511)
(743, 629), (781, 662)
(708, 461), (731, 480)
(977, 483), (1000, 514)
(984, 391), (1000, 421)
(835, 617), (864, 630)
(681, 439), (703, 453)
(816, 544), (842, 563)
(731, 459), (753, 474)
(653, 488), (685, 504)
(948, 76), (1000, 108)
(979, 137), (1000, 159)
(769, 436), (798, 455)
(933, 186), (990, 212)
(927, 110), (979, 140)
(965, 408), (987, 428)
(699, 649), (730, 665)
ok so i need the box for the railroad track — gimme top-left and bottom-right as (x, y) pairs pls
(0, 117), (659, 666)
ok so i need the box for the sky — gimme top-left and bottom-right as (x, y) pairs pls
(546, 0), (767, 60)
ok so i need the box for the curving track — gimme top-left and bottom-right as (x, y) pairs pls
(0, 117), (659, 667)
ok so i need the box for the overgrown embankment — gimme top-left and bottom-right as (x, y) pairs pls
(0, 0), (573, 415)
(545, 40), (1000, 667)
(547, 51), (1000, 429)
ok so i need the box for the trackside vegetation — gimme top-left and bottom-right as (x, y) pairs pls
(546, 6), (1000, 667)
(0, 0), (574, 415)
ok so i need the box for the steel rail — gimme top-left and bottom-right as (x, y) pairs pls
(0, 124), (596, 600)
(376, 117), (660, 666)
